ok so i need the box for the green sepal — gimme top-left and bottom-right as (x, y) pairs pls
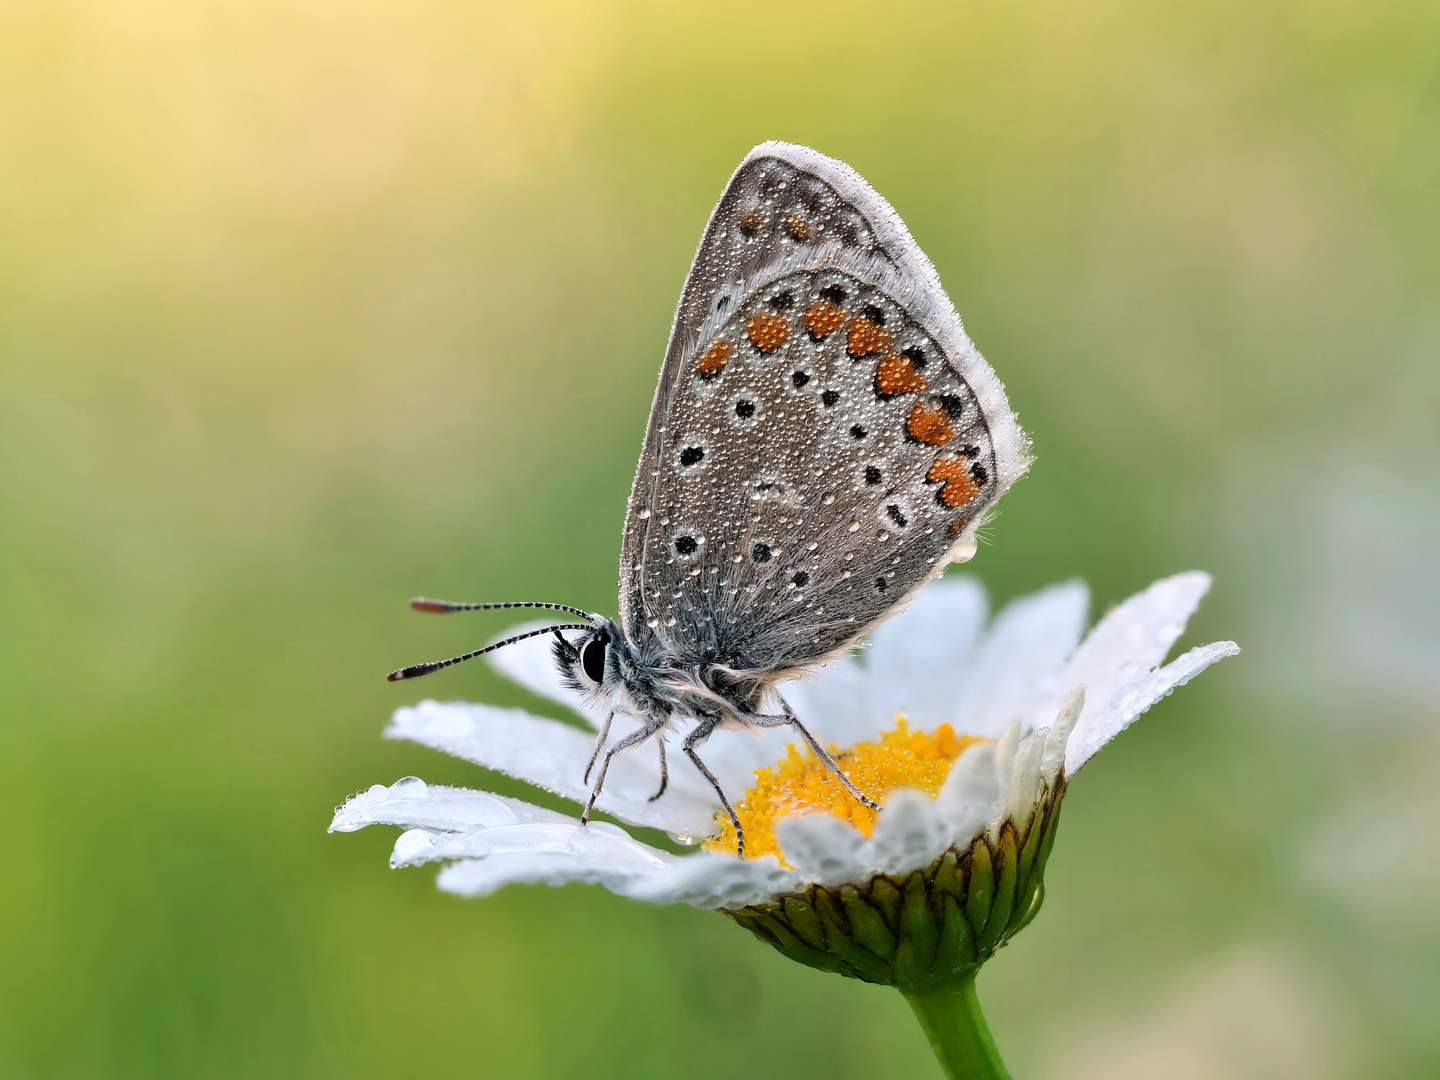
(841, 884), (897, 960)
(933, 892), (977, 976)
(751, 910), (852, 976)
(965, 839), (995, 939)
(1014, 803), (1045, 898)
(870, 876), (901, 932)
(901, 872), (938, 968)
(892, 872), (941, 986)
(1007, 882), (1045, 938)
(977, 827), (1018, 955)
(783, 894), (827, 951)
(1036, 794), (1063, 875)
(936, 851), (962, 889)
(815, 888), (895, 984)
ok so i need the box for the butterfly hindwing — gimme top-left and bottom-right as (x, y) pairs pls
(619, 144), (1030, 677)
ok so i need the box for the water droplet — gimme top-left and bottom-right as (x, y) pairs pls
(948, 537), (978, 565)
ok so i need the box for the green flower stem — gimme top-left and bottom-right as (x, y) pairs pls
(902, 977), (1011, 1080)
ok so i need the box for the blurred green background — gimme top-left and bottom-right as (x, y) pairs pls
(4, 0), (1439, 1076)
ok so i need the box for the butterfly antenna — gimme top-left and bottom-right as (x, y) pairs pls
(386, 623), (590, 682)
(409, 598), (592, 619)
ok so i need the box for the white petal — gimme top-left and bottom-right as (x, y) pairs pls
(954, 580), (1089, 738)
(1035, 571), (1210, 743)
(437, 852), (637, 897)
(934, 741), (1001, 847)
(386, 700), (720, 837)
(393, 828), (445, 866)
(865, 576), (989, 730)
(338, 782), (797, 909)
(991, 718), (1021, 791)
(869, 789), (950, 876)
(329, 777), (570, 834)
(396, 819), (672, 870)
(990, 694), (1082, 846)
(775, 813), (873, 888)
(485, 620), (607, 728)
(1065, 640), (1240, 774)
(992, 728), (1046, 844)
(434, 823), (672, 898)
(435, 841), (798, 910)
(1041, 687), (1086, 781)
(624, 852), (802, 910)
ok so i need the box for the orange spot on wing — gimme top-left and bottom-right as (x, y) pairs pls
(906, 404), (954, 445)
(746, 312), (790, 354)
(846, 317), (891, 358)
(739, 208), (764, 235)
(803, 301), (845, 340)
(927, 457), (980, 507)
(874, 349), (927, 396)
(695, 338), (732, 378)
(782, 214), (811, 241)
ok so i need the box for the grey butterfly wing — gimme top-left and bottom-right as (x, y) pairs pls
(619, 142), (1030, 676)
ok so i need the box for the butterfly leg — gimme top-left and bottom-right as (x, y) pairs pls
(583, 710), (615, 785)
(762, 697), (881, 812)
(682, 717), (744, 857)
(582, 716), (665, 825)
(649, 735), (669, 802)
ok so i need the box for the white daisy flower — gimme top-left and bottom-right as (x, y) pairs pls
(332, 571), (1236, 987)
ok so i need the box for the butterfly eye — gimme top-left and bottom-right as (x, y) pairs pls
(581, 638), (607, 684)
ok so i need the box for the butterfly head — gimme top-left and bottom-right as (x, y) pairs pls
(552, 615), (642, 710)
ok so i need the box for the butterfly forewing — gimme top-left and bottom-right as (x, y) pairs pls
(620, 144), (1029, 678)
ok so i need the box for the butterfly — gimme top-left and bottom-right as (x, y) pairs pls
(388, 143), (1031, 855)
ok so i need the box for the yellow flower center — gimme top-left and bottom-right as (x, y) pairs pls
(704, 719), (983, 862)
